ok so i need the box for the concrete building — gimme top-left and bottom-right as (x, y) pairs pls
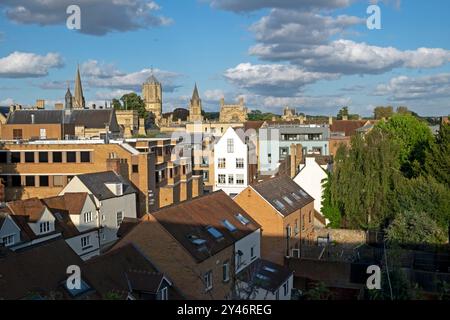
(259, 123), (330, 175)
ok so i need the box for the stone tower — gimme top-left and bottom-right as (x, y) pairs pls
(73, 66), (85, 109)
(189, 83), (203, 122)
(65, 84), (73, 110)
(142, 72), (162, 119)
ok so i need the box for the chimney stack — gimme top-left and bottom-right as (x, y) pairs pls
(328, 116), (333, 125)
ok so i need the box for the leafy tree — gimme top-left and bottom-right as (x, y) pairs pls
(374, 106), (394, 120)
(113, 92), (147, 119)
(386, 210), (446, 245)
(330, 128), (401, 229)
(248, 110), (279, 121)
(376, 114), (434, 177)
(303, 282), (333, 300)
(337, 106), (349, 120)
(321, 173), (341, 228)
(425, 124), (450, 188)
(111, 98), (122, 110)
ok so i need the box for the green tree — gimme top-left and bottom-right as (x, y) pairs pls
(376, 114), (434, 177)
(386, 210), (446, 245)
(303, 282), (333, 300)
(321, 173), (341, 228)
(337, 106), (349, 120)
(425, 124), (450, 188)
(330, 128), (401, 229)
(113, 92), (147, 119)
(374, 106), (394, 120)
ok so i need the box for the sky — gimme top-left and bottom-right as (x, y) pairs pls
(0, 0), (450, 116)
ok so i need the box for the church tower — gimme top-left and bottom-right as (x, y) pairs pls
(189, 83), (203, 122)
(73, 66), (85, 109)
(142, 72), (162, 119)
(65, 84), (73, 110)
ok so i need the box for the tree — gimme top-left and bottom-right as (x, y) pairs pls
(376, 114), (434, 177)
(374, 106), (394, 120)
(425, 124), (450, 188)
(303, 282), (333, 300)
(321, 173), (341, 228)
(329, 128), (401, 229)
(337, 106), (349, 120)
(386, 210), (446, 245)
(113, 92), (147, 119)
(396, 106), (411, 115)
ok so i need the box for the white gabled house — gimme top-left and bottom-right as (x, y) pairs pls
(0, 211), (22, 247)
(213, 127), (252, 197)
(60, 171), (138, 246)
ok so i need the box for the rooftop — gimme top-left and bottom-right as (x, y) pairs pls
(76, 171), (137, 201)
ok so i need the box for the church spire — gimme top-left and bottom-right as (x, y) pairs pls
(73, 65), (85, 109)
(192, 83), (200, 101)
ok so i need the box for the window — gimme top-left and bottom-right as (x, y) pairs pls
(279, 147), (289, 157)
(218, 158), (226, 168)
(282, 196), (294, 206)
(222, 219), (237, 232)
(84, 211), (93, 223)
(53, 175), (64, 187)
(286, 225), (292, 237)
(228, 175), (234, 185)
(25, 176), (35, 187)
(39, 221), (50, 234)
(273, 199), (285, 211)
(0, 152), (7, 163)
(11, 176), (21, 187)
(81, 236), (90, 249)
(236, 174), (244, 185)
(223, 261), (230, 282)
(309, 211), (312, 223)
(80, 151), (91, 163)
(283, 281), (289, 296)
(66, 152), (76, 163)
(25, 152), (35, 163)
(236, 158), (244, 169)
(132, 165), (139, 173)
(53, 152), (62, 163)
(39, 128), (47, 139)
(268, 153), (272, 164)
(235, 213), (250, 225)
(227, 139), (234, 153)
(38, 152), (48, 163)
(13, 129), (22, 139)
(302, 214), (305, 230)
(116, 211), (124, 227)
(236, 251), (243, 268)
(160, 287), (168, 300)
(11, 152), (21, 163)
(294, 220), (299, 235)
(203, 171), (209, 181)
(206, 226), (224, 240)
(218, 174), (226, 184)
(39, 176), (49, 187)
(2, 234), (15, 247)
(251, 246), (256, 260)
(204, 271), (213, 291)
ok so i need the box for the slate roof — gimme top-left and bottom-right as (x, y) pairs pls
(238, 259), (293, 293)
(6, 109), (120, 132)
(117, 217), (140, 238)
(330, 120), (368, 136)
(251, 175), (314, 217)
(146, 191), (261, 263)
(76, 171), (137, 201)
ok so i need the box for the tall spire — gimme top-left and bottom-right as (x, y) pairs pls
(73, 65), (85, 109)
(192, 83), (200, 101)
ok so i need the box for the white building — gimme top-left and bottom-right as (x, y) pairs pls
(213, 127), (250, 197)
(60, 171), (138, 246)
(293, 157), (330, 216)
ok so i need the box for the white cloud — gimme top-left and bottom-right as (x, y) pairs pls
(0, 0), (173, 36)
(80, 60), (124, 78)
(0, 51), (64, 78)
(374, 73), (450, 101)
(0, 97), (14, 105)
(224, 63), (338, 96)
(94, 89), (134, 100)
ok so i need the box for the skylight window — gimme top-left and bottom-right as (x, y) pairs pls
(188, 234), (207, 245)
(64, 279), (91, 297)
(263, 266), (277, 273)
(256, 274), (270, 281)
(206, 226), (224, 240)
(291, 192), (301, 201)
(298, 189), (308, 198)
(273, 199), (286, 211)
(235, 213), (250, 225)
(282, 196), (294, 206)
(222, 219), (237, 232)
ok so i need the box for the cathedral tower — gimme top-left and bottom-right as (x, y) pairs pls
(65, 84), (73, 110)
(189, 83), (203, 122)
(142, 72), (162, 119)
(73, 66), (85, 109)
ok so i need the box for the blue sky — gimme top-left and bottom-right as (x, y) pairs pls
(0, 0), (449, 116)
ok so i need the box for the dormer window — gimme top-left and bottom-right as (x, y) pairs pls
(39, 221), (50, 234)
